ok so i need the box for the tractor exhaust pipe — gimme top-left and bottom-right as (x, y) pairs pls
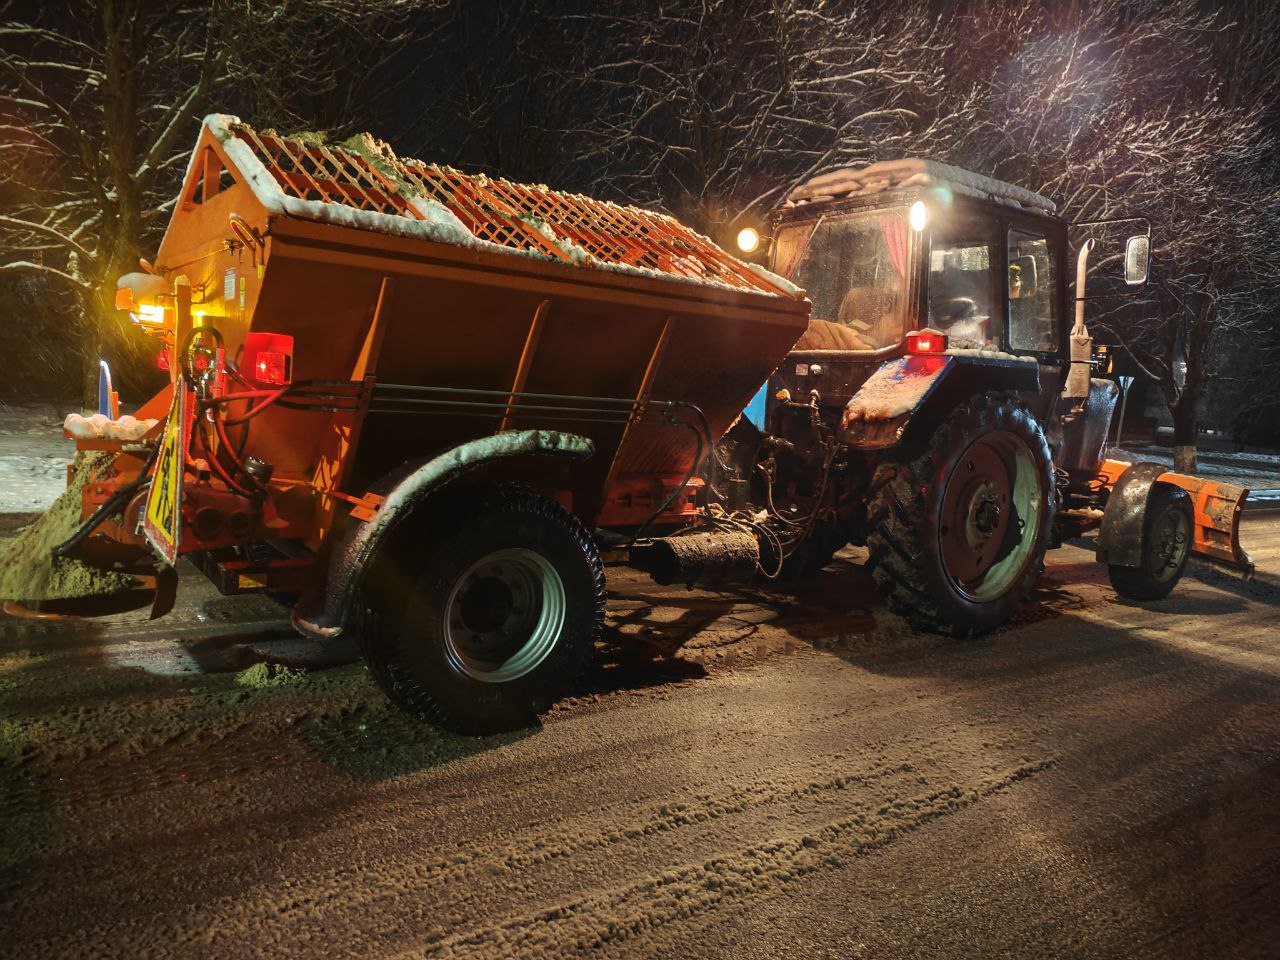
(630, 527), (760, 586)
(1063, 239), (1095, 401)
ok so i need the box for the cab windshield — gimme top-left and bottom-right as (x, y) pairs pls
(776, 207), (911, 351)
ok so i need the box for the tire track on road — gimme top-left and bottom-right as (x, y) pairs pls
(413, 760), (1054, 960)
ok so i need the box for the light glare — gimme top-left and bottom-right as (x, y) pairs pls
(736, 226), (761, 253)
(909, 200), (928, 231)
(130, 304), (165, 325)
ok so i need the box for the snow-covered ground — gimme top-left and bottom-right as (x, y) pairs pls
(0, 401), (76, 524)
(1115, 441), (1280, 496)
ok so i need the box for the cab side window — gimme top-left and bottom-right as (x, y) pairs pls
(1007, 229), (1058, 352)
(927, 215), (999, 350)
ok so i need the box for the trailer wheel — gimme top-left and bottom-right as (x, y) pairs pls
(866, 392), (1053, 637)
(1108, 484), (1192, 601)
(361, 483), (604, 734)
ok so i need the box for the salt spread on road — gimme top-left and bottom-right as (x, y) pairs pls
(1, 517), (1278, 958)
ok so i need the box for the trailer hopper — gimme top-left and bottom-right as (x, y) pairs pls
(68, 116), (809, 730)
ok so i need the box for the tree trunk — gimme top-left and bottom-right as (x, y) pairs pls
(1171, 395), (1198, 472)
(80, 316), (102, 411)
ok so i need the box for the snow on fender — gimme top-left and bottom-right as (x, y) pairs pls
(843, 355), (954, 424)
(841, 354), (954, 449)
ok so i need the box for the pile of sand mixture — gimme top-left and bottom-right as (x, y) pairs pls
(0, 451), (138, 602)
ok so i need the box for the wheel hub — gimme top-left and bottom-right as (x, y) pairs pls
(974, 498), (1001, 533)
(964, 479), (1004, 545)
(1151, 509), (1190, 582)
(444, 549), (566, 683)
(458, 575), (516, 633)
(941, 441), (1013, 583)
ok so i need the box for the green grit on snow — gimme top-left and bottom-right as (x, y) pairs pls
(235, 662), (307, 689)
(0, 452), (137, 602)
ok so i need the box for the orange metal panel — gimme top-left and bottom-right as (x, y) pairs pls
(107, 117), (809, 581)
(1155, 471), (1254, 575)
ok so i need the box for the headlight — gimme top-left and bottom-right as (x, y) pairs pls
(130, 304), (166, 325)
(909, 200), (928, 232)
(736, 226), (761, 254)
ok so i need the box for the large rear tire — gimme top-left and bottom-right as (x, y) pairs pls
(360, 483), (604, 734)
(866, 392), (1054, 637)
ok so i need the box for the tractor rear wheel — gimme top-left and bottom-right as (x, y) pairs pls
(866, 393), (1054, 637)
(360, 483), (604, 734)
(1108, 484), (1192, 601)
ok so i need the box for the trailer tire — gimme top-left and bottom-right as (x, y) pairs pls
(1108, 484), (1192, 601)
(865, 392), (1053, 637)
(360, 483), (604, 734)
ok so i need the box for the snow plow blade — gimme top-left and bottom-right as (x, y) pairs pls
(1100, 460), (1254, 576)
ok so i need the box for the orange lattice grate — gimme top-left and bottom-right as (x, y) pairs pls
(228, 120), (787, 296)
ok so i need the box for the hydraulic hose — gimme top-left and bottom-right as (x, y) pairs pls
(629, 420), (705, 544)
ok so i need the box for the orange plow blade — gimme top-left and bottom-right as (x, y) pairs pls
(1100, 459), (1254, 576)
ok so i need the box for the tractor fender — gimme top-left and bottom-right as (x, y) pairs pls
(842, 353), (1041, 450)
(294, 429), (594, 639)
(1096, 461), (1167, 568)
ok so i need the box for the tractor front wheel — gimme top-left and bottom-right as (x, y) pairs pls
(866, 393), (1054, 637)
(1108, 484), (1192, 601)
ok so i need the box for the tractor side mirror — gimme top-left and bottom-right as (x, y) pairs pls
(1009, 254), (1038, 300)
(1069, 216), (1151, 297)
(1124, 235), (1150, 286)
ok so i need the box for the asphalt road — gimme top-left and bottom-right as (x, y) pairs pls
(2, 518), (1278, 959)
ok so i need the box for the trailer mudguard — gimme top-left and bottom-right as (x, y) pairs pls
(1097, 459), (1254, 574)
(841, 353), (1041, 450)
(295, 429), (594, 638)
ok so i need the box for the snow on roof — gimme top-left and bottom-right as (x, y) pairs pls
(787, 159), (1056, 214)
(199, 115), (799, 298)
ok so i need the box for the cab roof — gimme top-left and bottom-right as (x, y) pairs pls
(787, 159), (1056, 215)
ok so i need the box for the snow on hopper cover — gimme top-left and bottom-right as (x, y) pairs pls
(202, 115), (798, 298)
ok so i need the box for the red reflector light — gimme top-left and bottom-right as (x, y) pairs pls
(254, 351), (289, 385)
(243, 332), (294, 386)
(906, 330), (948, 354)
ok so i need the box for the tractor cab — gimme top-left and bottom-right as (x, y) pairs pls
(758, 159), (1068, 412)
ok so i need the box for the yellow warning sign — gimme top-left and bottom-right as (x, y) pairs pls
(144, 388), (190, 565)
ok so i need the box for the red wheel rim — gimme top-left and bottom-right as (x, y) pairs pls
(935, 429), (1043, 602)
